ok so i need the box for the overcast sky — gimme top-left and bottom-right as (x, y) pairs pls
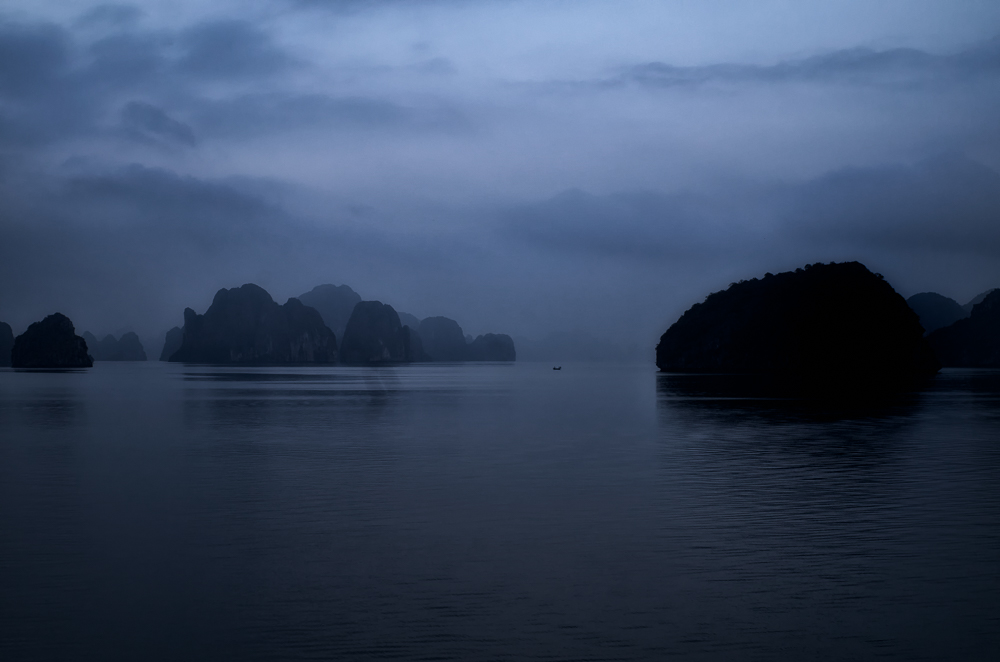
(2, 0), (1000, 354)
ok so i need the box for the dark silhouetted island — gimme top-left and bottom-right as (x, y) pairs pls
(170, 284), (337, 364)
(906, 292), (969, 335)
(83, 332), (147, 361)
(160, 326), (183, 361)
(656, 262), (939, 390)
(419, 316), (470, 361)
(11, 313), (93, 368)
(340, 301), (421, 364)
(298, 284), (363, 343)
(0, 322), (13, 367)
(469, 333), (516, 361)
(927, 289), (1000, 367)
(416, 316), (515, 362)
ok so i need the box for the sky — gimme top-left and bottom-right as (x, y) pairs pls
(2, 0), (1000, 355)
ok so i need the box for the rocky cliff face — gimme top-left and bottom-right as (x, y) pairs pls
(418, 316), (470, 361)
(339, 301), (417, 364)
(906, 292), (969, 335)
(0, 322), (14, 367)
(468, 334), (516, 361)
(297, 284), (362, 342)
(927, 289), (1000, 367)
(160, 326), (183, 361)
(11, 313), (93, 368)
(170, 284), (337, 364)
(655, 262), (939, 388)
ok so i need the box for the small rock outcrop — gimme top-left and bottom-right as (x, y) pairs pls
(170, 284), (337, 364)
(339, 301), (416, 364)
(655, 262), (939, 389)
(160, 326), (183, 361)
(906, 292), (969, 335)
(298, 284), (362, 342)
(468, 333), (516, 361)
(11, 313), (93, 368)
(927, 289), (1000, 367)
(418, 316), (470, 361)
(83, 332), (147, 361)
(0, 322), (14, 367)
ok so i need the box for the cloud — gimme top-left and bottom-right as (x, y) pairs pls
(190, 92), (468, 138)
(86, 31), (166, 88)
(499, 188), (744, 261)
(615, 37), (1000, 89)
(120, 101), (197, 146)
(77, 4), (144, 27)
(784, 154), (1000, 255)
(176, 20), (296, 79)
(0, 21), (70, 97)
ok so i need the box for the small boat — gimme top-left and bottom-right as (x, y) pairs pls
(553, 366), (562, 370)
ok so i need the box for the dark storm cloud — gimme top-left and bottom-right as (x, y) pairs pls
(0, 20), (94, 148)
(615, 37), (1000, 89)
(0, 13), (464, 154)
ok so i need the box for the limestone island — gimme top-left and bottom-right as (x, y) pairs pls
(11, 313), (94, 368)
(927, 289), (1000, 367)
(169, 284), (338, 364)
(655, 262), (939, 393)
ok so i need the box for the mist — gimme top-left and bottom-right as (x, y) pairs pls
(2, 0), (1000, 356)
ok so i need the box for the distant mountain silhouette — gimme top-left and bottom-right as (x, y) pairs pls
(83, 331), (147, 361)
(170, 284), (337, 364)
(340, 301), (419, 364)
(655, 262), (939, 391)
(962, 288), (998, 314)
(419, 316), (469, 361)
(160, 326), (183, 361)
(297, 284), (362, 342)
(468, 333), (516, 361)
(11, 313), (93, 368)
(927, 289), (1000, 367)
(0, 322), (13, 367)
(397, 311), (421, 330)
(115, 333), (147, 361)
(906, 292), (968, 335)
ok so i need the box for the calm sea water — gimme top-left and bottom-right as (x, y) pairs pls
(1, 362), (999, 661)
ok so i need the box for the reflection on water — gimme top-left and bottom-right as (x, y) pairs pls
(1, 363), (999, 661)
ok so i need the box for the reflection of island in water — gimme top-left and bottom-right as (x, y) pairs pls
(656, 371), (925, 423)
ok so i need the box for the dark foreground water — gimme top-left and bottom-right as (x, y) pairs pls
(1, 362), (998, 661)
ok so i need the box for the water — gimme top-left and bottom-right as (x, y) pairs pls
(1, 362), (998, 661)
